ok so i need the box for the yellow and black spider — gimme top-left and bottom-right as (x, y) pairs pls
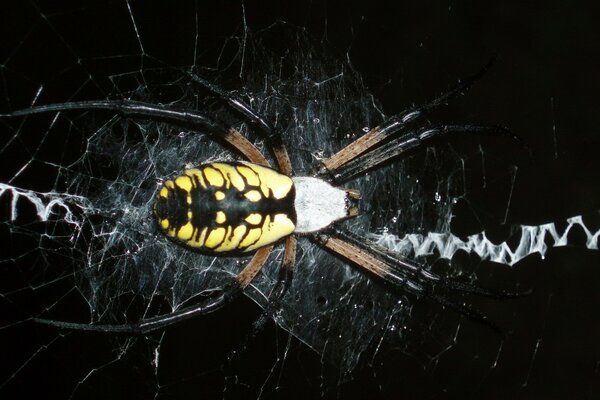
(8, 67), (519, 335)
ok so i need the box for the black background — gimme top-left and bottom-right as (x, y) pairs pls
(1, 1), (599, 399)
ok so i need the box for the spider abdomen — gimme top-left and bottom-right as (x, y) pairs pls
(154, 162), (296, 254)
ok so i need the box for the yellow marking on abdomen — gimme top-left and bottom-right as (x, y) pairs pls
(175, 176), (193, 191)
(245, 213), (262, 225)
(236, 165), (260, 186)
(212, 163), (246, 191)
(177, 222), (195, 241)
(187, 227), (208, 248)
(240, 227), (262, 248)
(185, 168), (206, 188)
(203, 166), (225, 187)
(243, 213), (295, 252)
(242, 162), (293, 200)
(160, 219), (170, 229)
(204, 227), (226, 248)
(244, 190), (262, 202)
(215, 225), (247, 252)
(215, 211), (226, 224)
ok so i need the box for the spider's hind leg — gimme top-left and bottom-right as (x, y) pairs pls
(5, 100), (270, 166)
(327, 124), (518, 183)
(33, 246), (274, 334)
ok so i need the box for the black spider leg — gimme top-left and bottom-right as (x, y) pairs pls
(251, 237), (297, 328)
(186, 73), (274, 139)
(186, 72), (294, 176)
(317, 58), (501, 181)
(312, 226), (524, 337)
(32, 245), (274, 334)
(330, 124), (519, 184)
(227, 237), (298, 362)
(4, 100), (269, 165)
(330, 227), (523, 300)
(8, 100), (225, 130)
(32, 285), (241, 334)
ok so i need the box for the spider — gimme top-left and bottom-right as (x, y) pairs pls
(8, 63), (519, 337)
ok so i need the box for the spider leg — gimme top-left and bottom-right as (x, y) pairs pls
(186, 73), (274, 139)
(317, 58), (496, 179)
(186, 72), (294, 175)
(5, 100), (270, 166)
(255, 236), (297, 326)
(33, 246), (273, 334)
(311, 226), (520, 336)
(328, 227), (523, 299)
(327, 124), (519, 183)
(228, 236), (298, 361)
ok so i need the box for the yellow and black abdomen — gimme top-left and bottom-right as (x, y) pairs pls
(154, 162), (296, 254)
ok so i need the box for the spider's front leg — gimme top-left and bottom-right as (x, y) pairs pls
(328, 124), (518, 183)
(311, 226), (522, 337)
(316, 59), (521, 184)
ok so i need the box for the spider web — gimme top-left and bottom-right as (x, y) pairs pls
(1, 1), (599, 399)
